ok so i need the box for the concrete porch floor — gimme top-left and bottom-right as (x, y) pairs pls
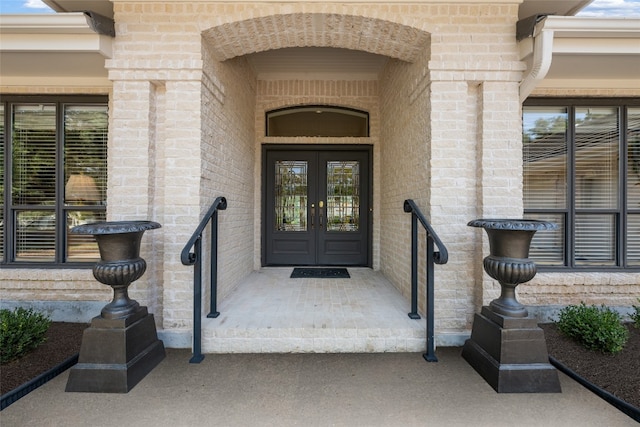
(200, 268), (432, 354)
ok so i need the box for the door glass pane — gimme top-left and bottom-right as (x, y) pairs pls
(326, 161), (359, 232)
(575, 107), (619, 209)
(274, 161), (307, 231)
(523, 107), (568, 209)
(628, 108), (640, 210)
(575, 214), (616, 266)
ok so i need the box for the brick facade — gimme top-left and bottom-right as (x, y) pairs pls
(2, 1), (638, 345)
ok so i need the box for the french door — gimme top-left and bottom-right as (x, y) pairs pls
(263, 146), (371, 266)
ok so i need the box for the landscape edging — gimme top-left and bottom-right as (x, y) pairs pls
(0, 353), (79, 411)
(549, 355), (640, 423)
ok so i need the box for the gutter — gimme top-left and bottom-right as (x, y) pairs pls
(518, 15), (554, 103)
(0, 12), (114, 37)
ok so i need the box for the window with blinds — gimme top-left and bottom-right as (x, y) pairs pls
(0, 104), (4, 261)
(2, 97), (108, 266)
(628, 108), (640, 266)
(523, 100), (640, 270)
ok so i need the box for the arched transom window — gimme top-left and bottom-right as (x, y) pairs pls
(266, 106), (369, 137)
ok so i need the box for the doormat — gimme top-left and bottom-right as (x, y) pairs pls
(290, 268), (350, 279)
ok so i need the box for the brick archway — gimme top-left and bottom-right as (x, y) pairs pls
(202, 13), (430, 63)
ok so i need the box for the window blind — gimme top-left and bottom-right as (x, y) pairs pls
(523, 107), (568, 210)
(525, 213), (565, 266)
(575, 107), (619, 209)
(12, 104), (57, 261)
(0, 104), (4, 260)
(628, 108), (640, 267)
(64, 105), (108, 206)
(64, 104), (108, 262)
(12, 104), (57, 206)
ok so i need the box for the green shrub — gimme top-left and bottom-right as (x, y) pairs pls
(632, 299), (640, 329)
(556, 303), (628, 354)
(0, 307), (51, 364)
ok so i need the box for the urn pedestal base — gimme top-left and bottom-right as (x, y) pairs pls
(65, 307), (165, 393)
(462, 307), (560, 393)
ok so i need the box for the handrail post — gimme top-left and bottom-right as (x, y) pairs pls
(189, 236), (204, 364)
(424, 235), (437, 362)
(181, 196), (227, 363)
(403, 199), (448, 363)
(208, 210), (220, 318)
(408, 213), (421, 319)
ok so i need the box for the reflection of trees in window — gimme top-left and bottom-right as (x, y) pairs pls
(3, 98), (108, 265)
(327, 161), (359, 232)
(275, 161), (307, 231)
(12, 104), (56, 205)
(64, 106), (108, 205)
(523, 101), (639, 268)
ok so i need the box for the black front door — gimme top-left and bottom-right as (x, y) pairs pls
(264, 146), (371, 266)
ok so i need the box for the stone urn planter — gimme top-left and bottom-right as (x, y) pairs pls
(462, 218), (561, 393)
(65, 221), (166, 393)
(77, 221), (161, 320)
(467, 218), (557, 318)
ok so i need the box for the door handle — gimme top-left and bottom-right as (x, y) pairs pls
(311, 203), (315, 229)
(319, 200), (324, 228)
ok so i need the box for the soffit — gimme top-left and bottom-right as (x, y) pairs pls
(42, 0), (593, 22)
(518, 0), (593, 20)
(522, 16), (640, 89)
(44, 0), (114, 19)
(0, 13), (111, 87)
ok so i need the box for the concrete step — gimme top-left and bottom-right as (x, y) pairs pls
(199, 268), (428, 353)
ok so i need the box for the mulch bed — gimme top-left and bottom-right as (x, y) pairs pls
(541, 322), (640, 411)
(1, 322), (87, 395)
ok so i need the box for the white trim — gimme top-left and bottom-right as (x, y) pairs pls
(0, 75), (112, 87)
(0, 13), (96, 34)
(543, 16), (640, 35)
(1, 33), (112, 57)
(535, 78), (640, 90)
(553, 37), (640, 55)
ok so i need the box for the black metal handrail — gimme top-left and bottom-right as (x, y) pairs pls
(403, 199), (449, 362)
(181, 196), (227, 363)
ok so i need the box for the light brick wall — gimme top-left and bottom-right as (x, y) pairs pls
(201, 48), (257, 305)
(2, 1), (637, 340)
(379, 57), (430, 310)
(378, 4), (523, 333)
